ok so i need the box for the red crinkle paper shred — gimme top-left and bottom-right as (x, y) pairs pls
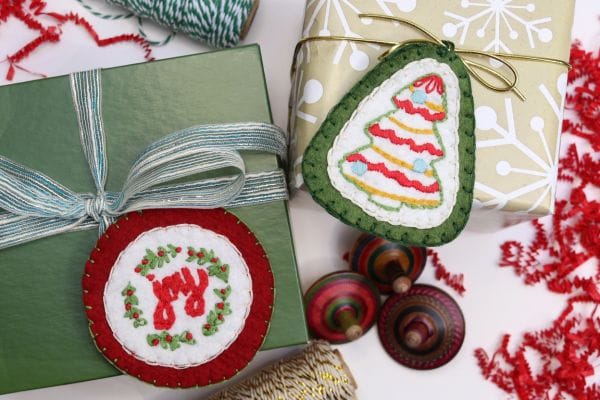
(427, 249), (466, 296)
(1, 0), (153, 81)
(476, 42), (600, 400)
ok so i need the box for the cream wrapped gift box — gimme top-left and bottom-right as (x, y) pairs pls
(290, 0), (574, 227)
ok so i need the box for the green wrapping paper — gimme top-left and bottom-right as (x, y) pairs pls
(0, 45), (308, 394)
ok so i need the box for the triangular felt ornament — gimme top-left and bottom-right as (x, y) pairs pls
(303, 42), (475, 246)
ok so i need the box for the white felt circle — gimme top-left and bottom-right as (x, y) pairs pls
(103, 224), (253, 368)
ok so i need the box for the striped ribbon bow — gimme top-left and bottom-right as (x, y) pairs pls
(0, 69), (288, 250)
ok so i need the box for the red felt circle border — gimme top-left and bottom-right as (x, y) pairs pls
(82, 208), (274, 387)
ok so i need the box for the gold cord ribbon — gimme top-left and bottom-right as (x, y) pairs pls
(292, 14), (571, 101)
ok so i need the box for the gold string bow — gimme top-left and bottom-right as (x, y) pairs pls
(292, 14), (571, 101)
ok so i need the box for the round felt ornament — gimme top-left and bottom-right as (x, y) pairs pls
(82, 209), (274, 387)
(304, 271), (380, 344)
(378, 284), (464, 370)
(348, 233), (426, 294)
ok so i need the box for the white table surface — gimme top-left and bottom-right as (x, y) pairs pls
(1, 0), (599, 399)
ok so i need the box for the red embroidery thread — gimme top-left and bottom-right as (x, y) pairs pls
(393, 98), (447, 121)
(346, 153), (441, 193)
(413, 74), (445, 95)
(369, 123), (445, 155)
(152, 267), (209, 330)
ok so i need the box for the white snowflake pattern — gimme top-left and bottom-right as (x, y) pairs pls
(442, 0), (553, 53)
(302, 0), (418, 71)
(474, 73), (567, 213)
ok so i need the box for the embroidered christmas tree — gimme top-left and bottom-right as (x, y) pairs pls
(339, 74), (447, 209)
(304, 43), (475, 245)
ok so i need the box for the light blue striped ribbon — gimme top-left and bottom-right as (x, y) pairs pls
(0, 69), (288, 250)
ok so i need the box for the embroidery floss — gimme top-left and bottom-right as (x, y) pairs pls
(105, 0), (259, 47)
(207, 341), (357, 400)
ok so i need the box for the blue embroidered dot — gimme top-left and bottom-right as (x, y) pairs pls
(351, 161), (368, 176)
(411, 89), (427, 104)
(412, 158), (428, 173)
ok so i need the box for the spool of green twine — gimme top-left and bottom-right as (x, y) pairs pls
(106, 0), (259, 48)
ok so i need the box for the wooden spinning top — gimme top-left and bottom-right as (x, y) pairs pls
(378, 284), (465, 370)
(348, 234), (426, 294)
(305, 271), (380, 344)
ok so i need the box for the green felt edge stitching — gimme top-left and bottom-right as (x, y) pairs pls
(302, 42), (475, 247)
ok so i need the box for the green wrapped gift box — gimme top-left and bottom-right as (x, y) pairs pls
(0, 45), (308, 394)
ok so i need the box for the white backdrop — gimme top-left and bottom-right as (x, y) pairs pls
(1, 0), (599, 399)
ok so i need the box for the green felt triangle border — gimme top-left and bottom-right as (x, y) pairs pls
(302, 42), (475, 246)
